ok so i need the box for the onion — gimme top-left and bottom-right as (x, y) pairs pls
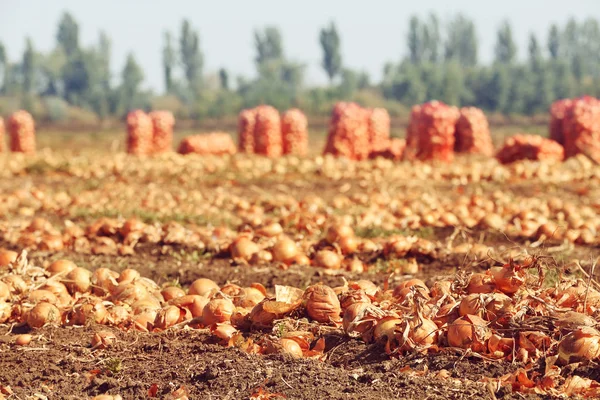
(106, 305), (130, 325)
(346, 258), (365, 273)
(65, 267), (92, 294)
(236, 287), (265, 308)
(0, 281), (10, 301)
(430, 280), (452, 299)
(3, 275), (27, 294)
(28, 290), (58, 305)
(304, 284), (341, 323)
(161, 286), (186, 301)
(118, 269), (141, 285)
(349, 280), (378, 297)
(410, 316), (438, 346)
(91, 395), (123, 400)
(489, 264), (526, 295)
(373, 317), (402, 342)
(230, 237), (259, 261)
(188, 278), (219, 297)
(111, 281), (150, 305)
(458, 294), (484, 317)
(280, 338), (303, 358)
(0, 250), (18, 267)
(170, 294), (209, 318)
(433, 303), (459, 327)
(272, 237), (298, 264)
(27, 302), (61, 329)
(154, 305), (187, 330)
(326, 224), (354, 244)
(338, 235), (359, 254)
(257, 222), (283, 237)
(558, 327), (600, 365)
(202, 298), (235, 326)
(91, 330), (117, 349)
(314, 250), (342, 270)
(91, 268), (119, 296)
(47, 259), (77, 276)
(70, 301), (108, 325)
(294, 253), (311, 266)
(340, 290), (371, 309)
(447, 314), (490, 352)
(15, 334), (33, 346)
(467, 273), (496, 294)
(0, 302), (11, 323)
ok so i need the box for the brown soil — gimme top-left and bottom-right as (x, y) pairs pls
(0, 323), (556, 400)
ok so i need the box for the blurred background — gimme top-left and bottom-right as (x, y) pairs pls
(0, 0), (599, 132)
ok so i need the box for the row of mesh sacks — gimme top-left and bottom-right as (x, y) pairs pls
(238, 106), (308, 157)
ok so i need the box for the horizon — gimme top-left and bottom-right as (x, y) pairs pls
(1, 0), (599, 93)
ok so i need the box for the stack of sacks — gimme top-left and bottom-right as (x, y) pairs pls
(0, 117), (4, 153)
(368, 108), (391, 153)
(126, 110), (153, 155)
(404, 101), (459, 162)
(238, 109), (257, 153)
(549, 99), (573, 145)
(454, 107), (494, 156)
(496, 134), (564, 164)
(254, 105), (283, 157)
(149, 111), (175, 153)
(7, 110), (36, 154)
(369, 138), (406, 161)
(323, 102), (370, 160)
(562, 96), (600, 163)
(281, 108), (308, 156)
(178, 133), (236, 155)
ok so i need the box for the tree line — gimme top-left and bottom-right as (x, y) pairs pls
(0, 12), (599, 123)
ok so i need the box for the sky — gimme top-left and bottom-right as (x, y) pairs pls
(0, 0), (599, 93)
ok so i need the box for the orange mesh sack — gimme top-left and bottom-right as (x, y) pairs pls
(0, 117), (4, 153)
(178, 133), (236, 155)
(369, 138), (406, 161)
(368, 107), (391, 153)
(496, 134), (564, 164)
(562, 96), (600, 163)
(8, 110), (36, 154)
(281, 108), (308, 156)
(238, 108), (257, 153)
(126, 110), (153, 155)
(549, 99), (573, 145)
(404, 101), (459, 162)
(254, 105), (282, 157)
(150, 110), (175, 153)
(323, 102), (370, 160)
(455, 107), (494, 156)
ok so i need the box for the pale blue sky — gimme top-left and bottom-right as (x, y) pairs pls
(0, 0), (599, 92)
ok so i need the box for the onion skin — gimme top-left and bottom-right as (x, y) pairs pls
(272, 237), (298, 264)
(202, 298), (235, 326)
(447, 314), (490, 352)
(280, 338), (303, 358)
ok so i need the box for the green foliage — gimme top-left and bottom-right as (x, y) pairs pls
(319, 21), (342, 83)
(180, 20), (203, 97)
(444, 14), (478, 67)
(43, 96), (69, 121)
(494, 21), (517, 64)
(56, 12), (79, 57)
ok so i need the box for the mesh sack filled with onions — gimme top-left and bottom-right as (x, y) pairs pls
(8, 110), (36, 154)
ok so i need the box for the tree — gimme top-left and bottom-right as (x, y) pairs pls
(119, 53), (144, 113)
(255, 26), (283, 66)
(56, 12), (80, 57)
(525, 34), (552, 114)
(551, 60), (576, 99)
(163, 31), (176, 93)
(179, 20), (203, 95)
(441, 61), (463, 106)
(547, 24), (560, 60)
(494, 21), (517, 64)
(444, 14), (478, 67)
(22, 38), (35, 94)
(61, 49), (90, 105)
(219, 68), (229, 90)
(407, 16), (423, 64)
(422, 13), (441, 63)
(0, 42), (6, 93)
(319, 21), (342, 83)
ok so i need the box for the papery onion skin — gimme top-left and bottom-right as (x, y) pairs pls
(304, 284), (342, 323)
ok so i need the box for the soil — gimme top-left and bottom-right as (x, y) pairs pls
(0, 323), (555, 400)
